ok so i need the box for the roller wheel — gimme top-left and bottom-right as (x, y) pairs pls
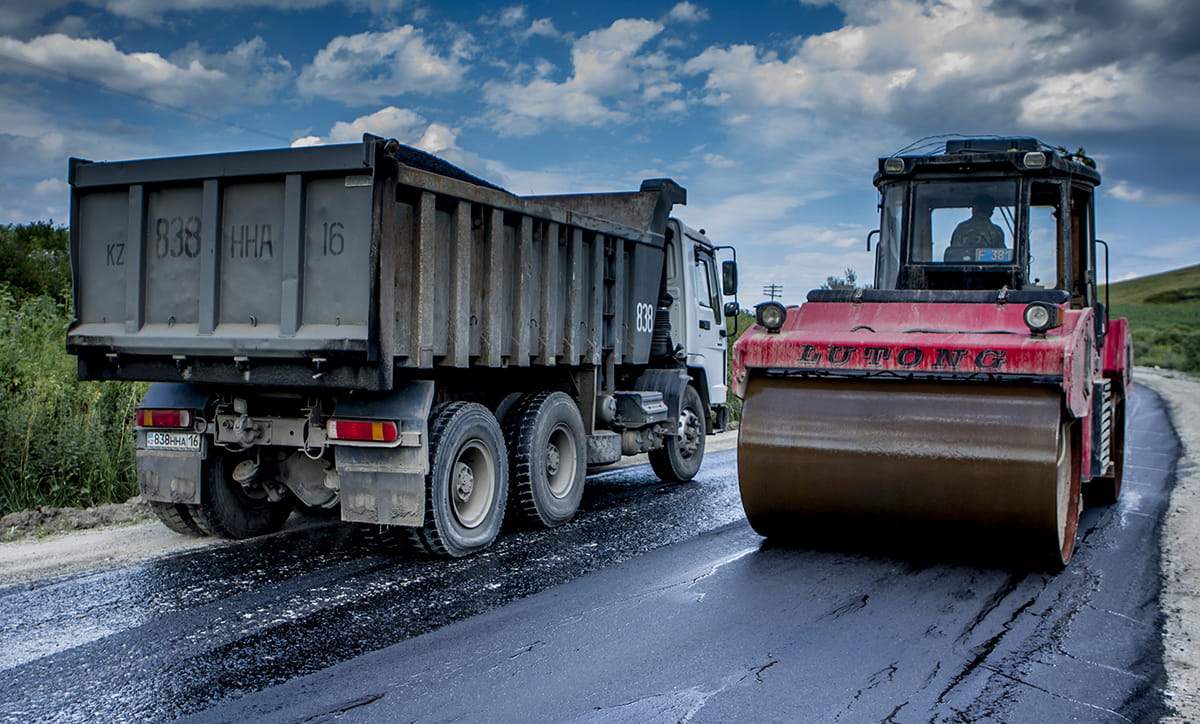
(1085, 391), (1125, 507)
(190, 451), (293, 539)
(504, 391), (586, 528)
(649, 384), (706, 483)
(148, 501), (208, 537)
(407, 402), (508, 558)
(1049, 421), (1082, 568)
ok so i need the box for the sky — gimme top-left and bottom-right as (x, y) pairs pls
(1, 0), (1198, 304)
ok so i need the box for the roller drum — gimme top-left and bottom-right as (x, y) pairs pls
(737, 376), (1079, 566)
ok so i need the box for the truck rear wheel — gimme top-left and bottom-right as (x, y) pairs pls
(148, 501), (208, 536)
(505, 391), (586, 528)
(649, 384), (706, 482)
(408, 402), (508, 558)
(190, 451), (293, 539)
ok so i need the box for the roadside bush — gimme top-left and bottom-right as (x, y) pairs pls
(0, 288), (144, 516)
(0, 222), (71, 304)
(1130, 324), (1200, 374)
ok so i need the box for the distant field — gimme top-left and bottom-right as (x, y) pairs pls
(1103, 264), (1200, 373)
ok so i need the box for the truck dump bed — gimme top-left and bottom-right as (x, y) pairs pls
(68, 137), (677, 391)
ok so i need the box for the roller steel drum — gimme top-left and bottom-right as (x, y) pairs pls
(737, 376), (1080, 566)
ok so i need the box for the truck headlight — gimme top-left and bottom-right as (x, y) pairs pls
(756, 301), (787, 332)
(1023, 301), (1063, 333)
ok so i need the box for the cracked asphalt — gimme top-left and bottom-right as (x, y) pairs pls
(0, 383), (1179, 722)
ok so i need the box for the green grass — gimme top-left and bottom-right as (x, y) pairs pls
(0, 290), (146, 516)
(0, 223), (145, 516)
(1102, 263), (1200, 373)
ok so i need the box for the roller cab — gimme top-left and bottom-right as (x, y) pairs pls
(732, 138), (1132, 567)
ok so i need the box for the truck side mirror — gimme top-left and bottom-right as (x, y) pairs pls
(724, 301), (740, 318)
(722, 260), (738, 296)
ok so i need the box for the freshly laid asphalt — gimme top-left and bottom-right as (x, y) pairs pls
(0, 382), (1183, 722)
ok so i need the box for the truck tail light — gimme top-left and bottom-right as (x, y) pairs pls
(327, 419), (398, 443)
(136, 409), (192, 428)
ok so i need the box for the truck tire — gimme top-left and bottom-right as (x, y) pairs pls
(190, 451), (293, 539)
(408, 402), (508, 558)
(649, 384), (706, 483)
(148, 501), (208, 536)
(504, 391), (586, 528)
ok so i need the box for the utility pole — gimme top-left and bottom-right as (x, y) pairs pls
(762, 284), (783, 301)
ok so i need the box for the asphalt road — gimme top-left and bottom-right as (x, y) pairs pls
(0, 385), (1178, 723)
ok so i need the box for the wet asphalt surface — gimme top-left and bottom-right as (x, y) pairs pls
(0, 385), (1179, 723)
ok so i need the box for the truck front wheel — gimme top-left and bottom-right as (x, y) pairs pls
(649, 384), (706, 482)
(505, 391), (586, 528)
(408, 402), (509, 558)
(191, 451), (293, 539)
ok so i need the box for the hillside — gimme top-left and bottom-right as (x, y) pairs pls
(1103, 263), (1200, 373)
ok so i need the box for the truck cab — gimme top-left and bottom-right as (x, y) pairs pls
(662, 220), (729, 425)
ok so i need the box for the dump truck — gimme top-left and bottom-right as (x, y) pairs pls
(732, 137), (1131, 567)
(67, 136), (737, 557)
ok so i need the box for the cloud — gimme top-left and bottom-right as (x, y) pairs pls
(483, 18), (671, 135)
(680, 0), (1200, 203)
(290, 106), (509, 187)
(666, 2), (710, 24)
(686, 0), (1200, 138)
(106, 0), (408, 24)
(292, 106), (429, 146)
(0, 33), (291, 108)
(1107, 180), (1196, 207)
(297, 26), (469, 104)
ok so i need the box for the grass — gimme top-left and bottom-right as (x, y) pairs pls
(0, 289), (146, 516)
(0, 223), (146, 517)
(1102, 264), (1200, 374)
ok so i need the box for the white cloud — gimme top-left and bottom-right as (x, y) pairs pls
(291, 106), (429, 146)
(702, 153), (739, 169)
(685, 0), (1200, 144)
(483, 18), (671, 135)
(479, 5), (561, 41)
(289, 107), (509, 187)
(297, 26), (469, 104)
(103, 0), (408, 24)
(1107, 180), (1195, 207)
(666, 2), (710, 24)
(0, 34), (224, 107)
(169, 37), (293, 99)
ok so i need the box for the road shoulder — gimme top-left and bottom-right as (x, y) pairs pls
(1134, 367), (1200, 721)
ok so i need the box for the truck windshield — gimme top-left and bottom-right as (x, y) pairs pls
(908, 180), (1019, 265)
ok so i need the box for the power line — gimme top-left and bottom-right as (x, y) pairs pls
(0, 49), (291, 144)
(762, 283), (783, 301)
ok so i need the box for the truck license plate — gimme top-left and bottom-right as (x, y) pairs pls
(145, 432), (201, 451)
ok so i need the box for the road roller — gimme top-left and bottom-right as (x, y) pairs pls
(732, 138), (1132, 567)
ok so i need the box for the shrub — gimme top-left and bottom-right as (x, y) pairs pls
(0, 288), (144, 515)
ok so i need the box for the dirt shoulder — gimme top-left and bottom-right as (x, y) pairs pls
(1134, 367), (1200, 722)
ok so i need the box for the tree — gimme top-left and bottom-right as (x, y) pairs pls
(820, 268), (858, 290)
(0, 222), (71, 303)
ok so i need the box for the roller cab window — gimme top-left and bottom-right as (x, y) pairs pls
(897, 179), (1025, 291)
(909, 180), (1018, 265)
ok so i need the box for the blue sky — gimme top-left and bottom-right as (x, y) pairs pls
(1, 0), (1197, 302)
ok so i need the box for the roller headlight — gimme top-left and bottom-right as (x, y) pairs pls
(1022, 151), (1047, 169)
(756, 301), (787, 332)
(1023, 301), (1063, 333)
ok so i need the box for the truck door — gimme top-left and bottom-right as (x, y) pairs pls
(687, 235), (728, 407)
